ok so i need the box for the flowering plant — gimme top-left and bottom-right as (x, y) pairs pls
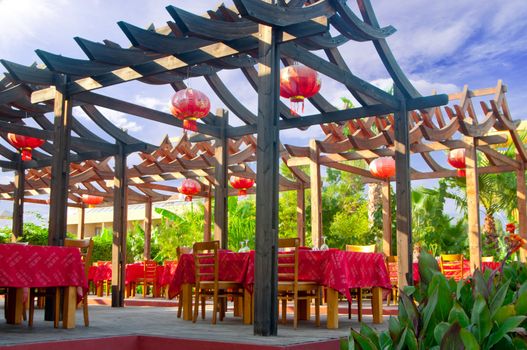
(506, 222), (516, 233)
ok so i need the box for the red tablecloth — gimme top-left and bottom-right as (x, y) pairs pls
(88, 262), (171, 287)
(88, 262), (112, 283)
(168, 250), (391, 302)
(125, 263), (165, 286)
(0, 244), (87, 291)
(413, 260), (501, 282)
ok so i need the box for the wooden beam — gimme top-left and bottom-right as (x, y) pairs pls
(516, 156), (526, 262)
(48, 74), (72, 246)
(144, 199), (152, 260)
(204, 185), (212, 242)
(213, 109), (229, 249)
(309, 139), (322, 248)
(297, 183), (305, 246)
(382, 181), (392, 256)
(12, 162), (24, 239)
(112, 142), (127, 307)
(77, 205), (85, 239)
(466, 140), (481, 271)
(394, 88), (412, 289)
(253, 19), (280, 337)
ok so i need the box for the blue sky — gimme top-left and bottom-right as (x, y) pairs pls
(0, 0), (526, 222)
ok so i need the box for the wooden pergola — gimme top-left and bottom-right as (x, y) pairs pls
(0, 0), (523, 335)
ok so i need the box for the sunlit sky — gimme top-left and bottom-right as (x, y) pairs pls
(0, 0), (526, 223)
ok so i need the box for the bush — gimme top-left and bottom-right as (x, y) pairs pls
(342, 252), (527, 349)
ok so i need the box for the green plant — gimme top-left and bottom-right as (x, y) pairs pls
(342, 251), (527, 349)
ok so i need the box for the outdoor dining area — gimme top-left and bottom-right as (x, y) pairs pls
(0, 0), (527, 348)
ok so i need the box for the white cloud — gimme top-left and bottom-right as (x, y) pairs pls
(98, 107), (142, 133)
(134, 95), (170, 113)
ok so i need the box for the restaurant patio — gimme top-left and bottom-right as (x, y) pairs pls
(1, 0), (526, 348)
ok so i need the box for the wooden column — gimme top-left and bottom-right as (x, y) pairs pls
(254, 19), (280, 337)
(48, 74), (72, 247)
(297, 184), (306, 246)
(77, 205), (85, 239)
(382, 181), (392, 257)
(204, 184), (212, 242)
(143, 199), (152, 260)
(213, 109), (228, 249)
(516, 156), (526, 262)
(466, 139), (481, 271)
(12, 161), (24, 239)
(394, 88), (412, 288)
(112, 142), (127, 307)
(309, 139), (322, 248)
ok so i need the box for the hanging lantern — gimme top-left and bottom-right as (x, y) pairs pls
(369, 157), (395, 179)
(7, 133), (45, 161)
(280, 64), (321, 114)
(170, 88), (210, 132)
(230, 176), (255, 196)
(447, 149), (466, 177)
(179, 178), (201, 202)
(82, 194), (104, 208)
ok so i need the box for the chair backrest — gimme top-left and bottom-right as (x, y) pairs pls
(386, 256), (398, 285)
(278, 238), (299, 286)
(481, 256), (494, 263)
(176, 246), (192, 260)
(193, 241), (219, 288)
(345, 244), (376, 253)
(439, 254), (464, 280)
(143, 260), (158, 281)
(65, 238), (94, 278)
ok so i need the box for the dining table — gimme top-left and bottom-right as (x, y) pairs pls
(0, 243), (87, 328)
(167, 249), (392, 328)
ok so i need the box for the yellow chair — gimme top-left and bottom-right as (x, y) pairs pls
(277, 238), (321, 328)
(345, 244), (376, 322)
(439, 254), (464, 281)
(136, 260), (158, 298)
(192, 241), (243, 324)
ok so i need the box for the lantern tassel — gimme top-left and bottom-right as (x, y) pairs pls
(183, 119), (198, 132)
(185, 195), (193, 202)
(21, 148), (32, 161)
(239, 189), (247, 196)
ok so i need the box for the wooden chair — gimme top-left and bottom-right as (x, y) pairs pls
(96, 261), (111, 296)
(192, 240), (243, 324)
(345, 244), (376, 322)
(29, 238), (94, 327)
(439, 254), (464, 281)
(385, 256), (398, 306)
(277, 238), (321, 328)
(136, 260), (158, 298)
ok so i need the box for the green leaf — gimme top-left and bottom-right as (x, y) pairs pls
(389, 316), (404, 344)
(471, 294), (492, 344)
(473, 269), (490, 301)
(421, 285), (439, 335)
(394, 327), (408, 350)
(378, 332), (393, 350)
(434, 322), (450, 345)
(418, 250), (441, 287)
(489, 279), (510, 318)
(459, 328), (480, 350)
(448, 302), (470, 328)
(154, 207), (184, 223)
(484, 316), (527, 350)
(512, 336), (527, 349)
(439, 322), (464, 350)
(494, 305), (516, 326)
(399, 292), (420, 333)
(515, 289), (527, 316)
(360, 323), (381, 348)
(428, 273), (454, 322)
(404, 327), (418, 350)
(351, 329), (378, 350)
(340, 336), (351, 350)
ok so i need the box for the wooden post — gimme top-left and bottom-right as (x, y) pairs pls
(309, 139), (322, 248)
(204, 184), (212, 242)
(297, 184), (306, 246)
(12, 161), (24, 239)
(48, 74), (72, 247)
(213, 109), (229, 249)
(112, 142), (127, 307)
(254, 19), (280, 336)
(143, 199), (152, 260)
(77, 205), (85, 239)
(382, 181), (392, 257)
(394, 88), (412, 288)
(466, 139), (481, 271)
(516, 156), (526, 262)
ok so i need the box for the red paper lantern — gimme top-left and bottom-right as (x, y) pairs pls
(170, 88), (210, 132)
(369, 157), (395, 179)
(280, 65), (321, 114)
(179, 178), (201, 202)
(447, 149), (466, 177)
(7, 133), (45, 161)
(81, 194), (104, 208)
(229, 176), (255, 196)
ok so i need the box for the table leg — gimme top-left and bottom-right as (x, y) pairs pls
(372, 287), (383, 324)
(62, 287), (77, 329)
(182, 284), (193, 321)
(96, 282), (103, 297)
(5, 288), (23, 324)
(326, 288), (339, 329)
(297, 298), (310, 320)
(233, 295), (241, 317)
(243, 289), (252, 325)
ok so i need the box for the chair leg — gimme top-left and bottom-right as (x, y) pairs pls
(212, 290), (218, 325)
(142, 283), (146, 298)
(357, 288), (363, 322)
(293, 292), (298, 329)
(28, 289), (35, 327)
(348, 299), (351, 319)
(83, 294), (89, 327)
(315, 288), (320, 327)
(281, 298), (287, 324)
(192, 288), (199, 323)
(177, 294), (183, 318)
(201, 296), (206, 320)
(54, 288), (60, 329)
